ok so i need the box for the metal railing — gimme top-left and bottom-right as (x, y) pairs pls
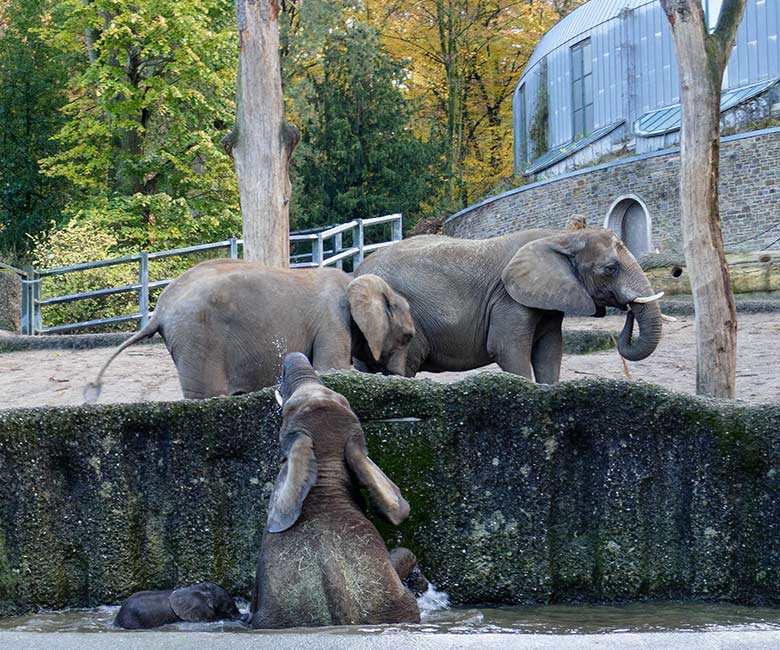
(14, 214), (402, 335)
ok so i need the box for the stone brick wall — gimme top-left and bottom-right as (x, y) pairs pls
(445, 127), (780, 253)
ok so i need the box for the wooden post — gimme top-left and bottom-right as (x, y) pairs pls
(660, 0), (746, 398)
(225, 0), (299, 268)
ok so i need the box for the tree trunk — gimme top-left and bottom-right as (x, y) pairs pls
(227, 0), (299, 267)
(660, 0), (745, 399)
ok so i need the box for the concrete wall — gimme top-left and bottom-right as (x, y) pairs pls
(1, 373), (779, 615)
(447, 128), (780, 254)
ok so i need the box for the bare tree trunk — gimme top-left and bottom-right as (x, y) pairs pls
(660, 0), (745, 398)
(226, 0), (299, 268)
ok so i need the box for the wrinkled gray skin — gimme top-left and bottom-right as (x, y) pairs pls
(114, 582), (241, 629)
(251, 353), (420, 629)
(85, 260), (414, 400)
(355, 228), (663, 382)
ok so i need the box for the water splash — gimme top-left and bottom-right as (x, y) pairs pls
(417, 584), (450, 615)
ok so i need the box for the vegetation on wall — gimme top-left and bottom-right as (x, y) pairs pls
(529, 61), (550, 160)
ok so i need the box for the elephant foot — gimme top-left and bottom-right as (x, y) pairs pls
(389, 547), (430, 597)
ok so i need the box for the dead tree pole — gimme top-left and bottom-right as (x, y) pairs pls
(225, 0), (299, 267)
(660, 0), (746, 398)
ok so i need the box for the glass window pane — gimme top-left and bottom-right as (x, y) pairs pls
(573, 79), (583, 111)
(585, 103), (594, 132)
(572, 47), (583, 80)
(583, 44), (592, 76)
(573, 108), (583, 136)
(584, 78), (593, 106)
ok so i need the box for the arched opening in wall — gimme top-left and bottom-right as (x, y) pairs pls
(605, 196), (651, 258)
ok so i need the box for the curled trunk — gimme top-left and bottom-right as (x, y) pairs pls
(617, 300), (663, 362)
(279, 352), (320, 401)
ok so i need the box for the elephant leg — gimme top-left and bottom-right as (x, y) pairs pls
(312, 329), (352, 373)
(168, 340), (229, 398)
(487, 304), (539, 379)
(531, 313), (564, 384)
(389, 547), (429, 597)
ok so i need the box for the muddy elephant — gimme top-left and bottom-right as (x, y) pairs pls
(250, 353), (421, 629)
(114, 582), (241, 629)
(355, 228), (664, 382)
(85, 260), (414, 400)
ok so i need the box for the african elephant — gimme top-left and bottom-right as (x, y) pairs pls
(114, 582), (241, 629)
(85, 260), (414, 400)
(250, 352), (421, 629)
(355, 228), (664, 382)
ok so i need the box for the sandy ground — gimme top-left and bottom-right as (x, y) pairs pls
(0, 313), (778, 409)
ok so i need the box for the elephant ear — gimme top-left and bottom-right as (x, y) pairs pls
(501, 233), (596, 316)
(347, 274), (412, 363)
(266, 431), (318, 533)
(345, 432), (410, 525)
(169, 584), (216, 622)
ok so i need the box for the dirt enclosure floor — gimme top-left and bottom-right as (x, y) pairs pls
(0, 313), (778, 409)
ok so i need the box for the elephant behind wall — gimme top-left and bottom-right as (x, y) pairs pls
(355, 227), (665, 382)
(84, 260), (414, 401)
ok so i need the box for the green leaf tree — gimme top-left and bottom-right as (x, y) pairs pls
(38, 0), (241, 252)
(0, 0), (72, 258)
(290, 23), (440, 232)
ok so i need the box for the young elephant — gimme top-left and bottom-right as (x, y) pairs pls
(250, 352), (421, 629)
(114, 582), (241, 629)
(85, 260), (414, 401)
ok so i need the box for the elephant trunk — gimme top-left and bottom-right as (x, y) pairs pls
(617, 298), (663, 361)
(279, 352), (321, 402)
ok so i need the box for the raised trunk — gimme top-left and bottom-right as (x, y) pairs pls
(660, 0), (745, 399)
(229, 0), (299, 268)
(279, 352), (320, 402)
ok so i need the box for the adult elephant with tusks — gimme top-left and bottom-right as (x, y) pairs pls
(250, 352), (422, 628)
(355, 228), (665, 382)
(83, 260), (414, 401)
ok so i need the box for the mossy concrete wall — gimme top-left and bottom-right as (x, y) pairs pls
(0, 373), (779, 616)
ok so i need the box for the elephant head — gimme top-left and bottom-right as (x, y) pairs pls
(267, 352), (410, 534)
(168, 582), (241, 623)
(347, 274), (415, 376)
(501, 228), (663, 361)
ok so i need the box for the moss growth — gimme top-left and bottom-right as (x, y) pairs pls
(0, 374), (779, 615)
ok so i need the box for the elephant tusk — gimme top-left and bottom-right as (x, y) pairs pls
(274, 389), (284, 407)
(661, 313), (678, 322)
(632, 291), (664, 304)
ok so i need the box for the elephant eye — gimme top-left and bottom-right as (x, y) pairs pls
(603, 263), (619, 276)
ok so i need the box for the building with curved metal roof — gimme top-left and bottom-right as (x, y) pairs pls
(513, 0), (779, 177)
(444, 0), (780, 257)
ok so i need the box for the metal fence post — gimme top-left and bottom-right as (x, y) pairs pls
(392, 214), (403, 242)
(334, 232), (343, 270)
(139, 252), (149, 329)
(31, 271), (41, 334)
(229, 237), (238, 259)
(354, 219), (364, 268)
(21, 266), (32, 335)
(312, 234), (324, 266)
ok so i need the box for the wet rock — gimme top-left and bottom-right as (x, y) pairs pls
(0, 374), (778, 615)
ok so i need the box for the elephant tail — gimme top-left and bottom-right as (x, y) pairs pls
(82, 318), (160, 404)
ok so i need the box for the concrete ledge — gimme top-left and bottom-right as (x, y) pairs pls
(2, 630), (780, 650)
(0, 373), (778, 615)
(0, 333), (164, 354)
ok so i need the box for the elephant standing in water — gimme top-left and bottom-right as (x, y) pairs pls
(355, 228), (664, 382)
(251, 353), (421, 628)
(85, 260), (414, 400)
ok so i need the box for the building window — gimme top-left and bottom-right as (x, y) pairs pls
(571, 39), (593, 140)
(518, 84), (528, 163)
